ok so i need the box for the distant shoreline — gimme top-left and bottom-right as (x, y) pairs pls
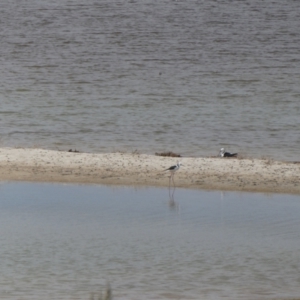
(0, 147), (300, 194)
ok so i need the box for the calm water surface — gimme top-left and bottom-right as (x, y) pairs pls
(0, 182), (300, 299)
(0, 0), (300, 160)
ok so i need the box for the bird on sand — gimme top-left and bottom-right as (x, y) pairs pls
(219, 148), (238, 157)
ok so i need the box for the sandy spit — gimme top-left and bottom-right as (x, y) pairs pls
(0, 147), (299, 194)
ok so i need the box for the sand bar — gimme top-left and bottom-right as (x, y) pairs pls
(0, 147), (300, 194)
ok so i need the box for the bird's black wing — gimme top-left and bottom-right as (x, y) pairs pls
(224, 152), (238, 157)
(166, 165), (177, 170)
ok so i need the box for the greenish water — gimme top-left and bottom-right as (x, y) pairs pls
(0, 182), (300, 299)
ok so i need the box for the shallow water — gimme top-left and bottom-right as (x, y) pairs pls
(0, 182), (300, 299)
(1, 0), (300, 161)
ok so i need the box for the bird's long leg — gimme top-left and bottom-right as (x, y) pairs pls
(168, 174), (172, 194)
(172, 173), (176, 188)
(171, 181), (176, 198)
(168, 175), (171, 197)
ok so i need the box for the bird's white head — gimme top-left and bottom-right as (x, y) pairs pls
(219, 148), (225, 157)
(177, 161), (183, 167)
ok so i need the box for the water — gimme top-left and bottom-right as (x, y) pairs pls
(0, 182), (300, 299)
(1, 0), (300, 161)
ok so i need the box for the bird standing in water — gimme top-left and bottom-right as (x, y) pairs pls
(165, 161), (182, 187)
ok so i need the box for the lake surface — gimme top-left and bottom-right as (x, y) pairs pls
(1, 0), (300, 161)
(0, 182), (300, 299)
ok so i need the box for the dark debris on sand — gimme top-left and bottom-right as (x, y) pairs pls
(155, 151), (181, 157)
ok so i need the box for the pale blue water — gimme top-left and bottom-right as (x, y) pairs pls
(0, 0), (300, 160)
(0, 182), (300, 299)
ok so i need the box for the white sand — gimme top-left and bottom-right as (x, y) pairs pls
(0, 147), (300, 194)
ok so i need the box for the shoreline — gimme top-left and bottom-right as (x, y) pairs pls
(0, 147), (300, 194)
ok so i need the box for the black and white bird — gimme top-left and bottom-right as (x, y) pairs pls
(219, 148), (238, 158)
(165, 161), (182, 173)
(165, 161), (182, 187)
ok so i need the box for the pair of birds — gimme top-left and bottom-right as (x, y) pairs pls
(165, 148), (237, 176)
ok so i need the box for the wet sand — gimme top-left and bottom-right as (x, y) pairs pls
(0, 147), (299, 194)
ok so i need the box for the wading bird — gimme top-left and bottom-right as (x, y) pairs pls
(165, 161), (182, 187)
